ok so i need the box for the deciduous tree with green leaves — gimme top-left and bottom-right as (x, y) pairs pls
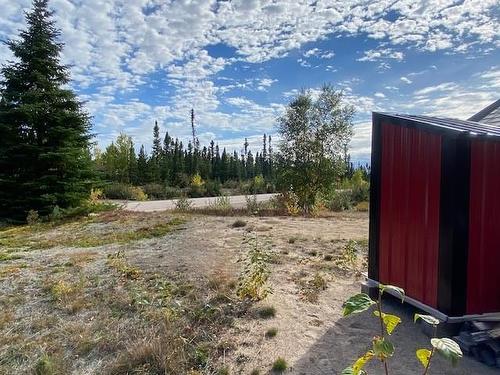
(0, 0), (93, 220)
(276, 84), (354, 213)
(342, 285), (463, 375)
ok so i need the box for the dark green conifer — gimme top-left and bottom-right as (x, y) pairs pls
(0, 0), (93, 220)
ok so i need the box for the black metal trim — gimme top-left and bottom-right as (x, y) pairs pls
(437, 135), (471, 316)
(468, 99), (500, 122)
(368, 113), (382, 281)
(373, 113), (498, 139)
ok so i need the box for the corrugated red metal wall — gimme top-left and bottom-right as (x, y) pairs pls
(379, 122), (441, 307)
(467, 139), (500, 314)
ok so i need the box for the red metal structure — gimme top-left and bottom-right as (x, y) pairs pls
(369, 113), (500, 319)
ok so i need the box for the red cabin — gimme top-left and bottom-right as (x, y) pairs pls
(368, 112), (500, 320)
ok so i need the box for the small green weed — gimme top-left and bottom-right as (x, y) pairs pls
(272, 357), (287, 372)
(258, 306), (276, 319)
(236, 236), (272, 301)
(265, 328), (278, 338)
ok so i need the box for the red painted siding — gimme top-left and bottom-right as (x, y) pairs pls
(379, 123), (441, 307)
(467, 139), (500, 314)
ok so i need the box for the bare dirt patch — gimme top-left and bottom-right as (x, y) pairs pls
(0, 211), (494, 374)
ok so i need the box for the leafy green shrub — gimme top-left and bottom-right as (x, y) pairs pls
(164, 186), (183, 199)
(250, 175), (267, 194)
(237, 236), (272, 300)
(342, 284), (462, 374)
(351, 184), (370, 204)
(349, 169), (370, 202)
(129, 187), (147, 201)
(269, 193), (300, 215)
(26, 210), (40, 225)
(143, 183), (167, 199)
(103, 183), (147, 201)
(204, 180), (222, 197)
(326, 190), (353, 212)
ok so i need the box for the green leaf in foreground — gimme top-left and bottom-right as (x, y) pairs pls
(342, 293), (376, 316)
(372, 337), (395, 360)
(414, 313), (440, 326)
(431, 338), (463, 366)
(379, 283), (405, 302)
(374, 311), (402, 334)
(416, 348), (432, 368)
(341, 367), (367, 375)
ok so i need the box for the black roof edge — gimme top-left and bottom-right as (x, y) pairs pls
(467, 99), (500, 122)
(372, 112), (500, 137)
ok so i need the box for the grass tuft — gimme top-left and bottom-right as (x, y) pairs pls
(272, 357), (288, 372)
(265, 327), (278, 338)
(257, 306), (276, 319)
(0, 252), (22, 262)
(231, 219), (247, 228)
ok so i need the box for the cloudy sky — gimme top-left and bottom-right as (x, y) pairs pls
(1, 0), (499, 163)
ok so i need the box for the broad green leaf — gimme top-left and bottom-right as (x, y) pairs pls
(372, 336), (395, 360)
(342, 293), (376, 316)
(431, 338), (463, 366)
(374, 311), (402, 334)
(341, 367), (367, 375)
(341, 367), (354, 375)
(414, 313), (440, 326)
(379, 283), (405, 302)
(352, 351), (374, 375)
(416, 348), (432, 368)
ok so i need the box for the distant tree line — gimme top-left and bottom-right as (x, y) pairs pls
(94, 121), (275, 187)
(0, 1), (369, 221)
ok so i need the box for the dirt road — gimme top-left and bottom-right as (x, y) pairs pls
(122, 193), (277, 212)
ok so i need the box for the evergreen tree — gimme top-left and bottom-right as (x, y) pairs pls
(137, 145), (148, 184)
(0, 0), (93, 220)
(152, 121), (162, 159)
(128, 143), (138, 185)
(150, 121), (161, 182)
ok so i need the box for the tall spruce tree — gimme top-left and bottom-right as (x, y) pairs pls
(137, 145), (148, 184)
(0, 0), (93, 220)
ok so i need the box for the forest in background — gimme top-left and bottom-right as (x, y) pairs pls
(92, 119), (370, 201)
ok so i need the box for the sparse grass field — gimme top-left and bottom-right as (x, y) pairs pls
(0, 209), (492, 374)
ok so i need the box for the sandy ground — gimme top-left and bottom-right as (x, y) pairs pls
(0, 211), (496, 374)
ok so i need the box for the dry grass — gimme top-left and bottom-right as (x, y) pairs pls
(0, 215), (185, 252)
(0, 210), (376, 375)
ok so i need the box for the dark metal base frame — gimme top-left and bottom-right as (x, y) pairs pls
(365, 278), (500, 323)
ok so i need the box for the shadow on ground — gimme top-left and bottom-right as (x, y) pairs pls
(292, 296), (497, 375)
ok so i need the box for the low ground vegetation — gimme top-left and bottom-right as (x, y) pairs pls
(0, 209), (485, 374)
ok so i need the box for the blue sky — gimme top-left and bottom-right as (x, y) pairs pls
(1, 0), (499, 163)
